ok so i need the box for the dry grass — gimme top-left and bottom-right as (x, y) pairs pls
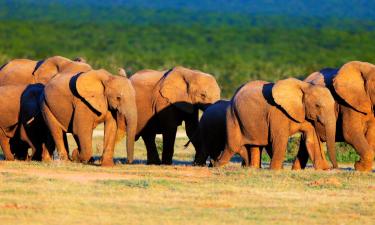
(0, 129), (374, 225)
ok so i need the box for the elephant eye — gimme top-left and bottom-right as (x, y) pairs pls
(116, 96), (121, 101)
(200, 93), (207, 99)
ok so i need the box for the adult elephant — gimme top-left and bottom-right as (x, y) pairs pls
(295, 61), (375, 171)
(130, 66), (221, 165)
(216, 78), (337, 170)
(0, 84), (54, 161)
(0, 56), (90, 86)
(42, 69), (137, 166)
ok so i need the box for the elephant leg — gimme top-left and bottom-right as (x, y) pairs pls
(185, 109), (200, 154)
(341, 111), (373, 171)
(250, 146), (261, 168)
(42, 105), (69, 160)
(143, 134), (161, 165)
(292, 134), (309, 170)
(239, 146), (249, 167)
(0, 132), (14, 160)
(269, 135), (289, 170)
(63, 132), (70, 158)
(161, 127), (177, 165)
(20, 125), (41, 161)
(215, 147), (236, 167)
(101, 116), (117, 167)
(75, 129), (94, 164)
(302, 125), (329, 170)
(360, 123), (375, 171)
(41, 131), (55, 162)
(41, 143), (52, 162)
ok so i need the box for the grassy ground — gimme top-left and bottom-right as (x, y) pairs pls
(0, 130), (375, 225)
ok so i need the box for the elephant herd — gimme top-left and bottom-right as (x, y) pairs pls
(0, 56), (374, 172)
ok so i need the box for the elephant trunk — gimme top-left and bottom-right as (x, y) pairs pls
(125, 108), (137, 164)
(325, 119), (338, 169)
(122, 103), (137, 164)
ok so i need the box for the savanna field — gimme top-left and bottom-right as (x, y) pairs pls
(1, 1), (375, 224)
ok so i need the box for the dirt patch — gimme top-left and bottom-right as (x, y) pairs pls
(0, 168), (138, 184)
(307, 177), (342, 187)
(1, 203), (34, 210)
(0, 165), (212, 184)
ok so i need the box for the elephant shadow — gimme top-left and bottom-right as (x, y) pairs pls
(87, 154), (245, 166)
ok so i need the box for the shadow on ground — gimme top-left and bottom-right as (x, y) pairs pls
(0, 153), (373, 172)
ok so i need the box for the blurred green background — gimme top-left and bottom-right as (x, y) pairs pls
(1, 0), (375, 97)
(1, 0), (374, 162)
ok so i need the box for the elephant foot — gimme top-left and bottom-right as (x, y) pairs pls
(4, 154), (15, 161)
(41, 151), (52, 162)
(314, 160), (330, 170)
(354, 160), (372, 172)
(161, 161), (173, 165)
(71, 148), (80, 162)
(147, 159), (161, 165)
(58, 153), (70, 161)
(101, 159), (114, 167)
(292, 159), (302, 170)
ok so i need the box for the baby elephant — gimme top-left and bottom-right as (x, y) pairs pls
(192, 100), (270, 167)
(0, 84), (54, 161)
(216, 78), (337, 170)
(192, 100), (230, 166)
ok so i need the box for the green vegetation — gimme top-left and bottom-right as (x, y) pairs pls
(1, 20), (375, 97)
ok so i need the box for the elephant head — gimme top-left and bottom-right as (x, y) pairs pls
(75, 68), (137, 164)
(158, 66), (221, 113)
(333, 61), (375, 114)
(33, 56), (91, 84)
(272, 78), (337, 168)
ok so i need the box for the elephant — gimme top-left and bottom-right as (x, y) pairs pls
(295, 61), (375, 171)
(41, 68), (137, 166)
(192, 100), (230, 166)
(0, 84), (54, 161)
(216, 78), (337, 170)
(191, 99), (272, 167)
(130, 66), (221, 165)
(0, 55), (90, 86)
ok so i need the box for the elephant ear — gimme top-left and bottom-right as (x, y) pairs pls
(333, 61), (372, 114)
(33, 60), (59, 83)
(272, 78), (306, 123)
(159, 67), (194, 113)
(75, 70), (108, 115)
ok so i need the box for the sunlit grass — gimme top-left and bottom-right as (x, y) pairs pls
(0, 128), (374, 225)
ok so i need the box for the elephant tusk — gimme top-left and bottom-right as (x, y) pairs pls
(26, 117), (35, 125)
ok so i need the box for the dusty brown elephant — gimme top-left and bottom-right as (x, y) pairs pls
(0, 55), (90, 86)
(0, 84), (54, 161)
(0, 55), (91, 160)
(42, 68), (137, 166)
(295, 61), (375, 171)
(130, 66), (221, 165)
(216, 78), (337, 170)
